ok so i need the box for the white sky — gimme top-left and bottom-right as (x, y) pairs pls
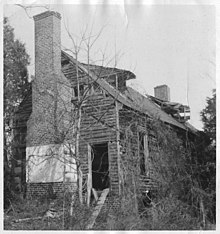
(3, 2), (216, 130)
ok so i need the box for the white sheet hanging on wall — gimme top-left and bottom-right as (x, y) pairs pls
(26, 144), (77, 183)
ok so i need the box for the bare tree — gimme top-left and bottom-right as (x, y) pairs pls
(13, 5), (126, 227)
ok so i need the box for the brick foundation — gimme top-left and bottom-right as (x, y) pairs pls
(100, 194), (121, 214)
(26, 182), (77, 199)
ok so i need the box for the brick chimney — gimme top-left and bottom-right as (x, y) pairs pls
(34, 11), (61, 87)
(154, 85), (170, 102)
(27, 11), (62, 146)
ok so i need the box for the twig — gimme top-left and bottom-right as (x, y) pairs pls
(6, 199), (15, 214)
(13, 216), (42, 223)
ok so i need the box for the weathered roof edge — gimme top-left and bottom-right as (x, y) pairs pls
(62, 51), (189, 131)
(61, 50), (136, 80)
(124, 87), (189, 131)
(62, 51), (143, 108)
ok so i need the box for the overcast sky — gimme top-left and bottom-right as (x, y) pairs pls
(4, 3), (216, 130)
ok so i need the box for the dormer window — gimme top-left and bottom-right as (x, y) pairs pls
(73, 84), (84, 98)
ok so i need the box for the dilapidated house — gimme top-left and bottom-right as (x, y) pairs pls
(12, 11), (198, 206)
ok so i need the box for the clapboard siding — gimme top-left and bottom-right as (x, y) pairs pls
(79, 94), (119, 194)
(118, 106), (158, 194)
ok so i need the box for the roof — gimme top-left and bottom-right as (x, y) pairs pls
(81, 63), (135, 80)
(62, 51), (192, 131)
(15, 50), (197, 133)
(61, 50), (135, 81)
(184, 122), (199, 134)
(148, 95), (190, 121)
(123, 87), (188, 130)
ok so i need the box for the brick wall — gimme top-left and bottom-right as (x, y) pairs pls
(27, 11), (66, 147)
(101, 194), (121, 213)
(26, 181), (77, 198)
(25, 11), (74, 198)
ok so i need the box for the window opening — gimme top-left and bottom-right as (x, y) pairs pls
(73, 84), (84, 97)
(139, 132), (149, 175)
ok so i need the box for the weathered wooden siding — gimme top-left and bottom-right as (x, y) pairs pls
(118, 106), (158, 194)
(78, 94), (119, 194)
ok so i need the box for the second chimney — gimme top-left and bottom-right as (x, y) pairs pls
(154, 85), (170, 102)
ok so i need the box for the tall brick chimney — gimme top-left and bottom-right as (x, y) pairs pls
(34, 11), (61, 88)
(25, 11), (77, 190)
(27, 11), (62, 146)
(154, 85), (170, 102)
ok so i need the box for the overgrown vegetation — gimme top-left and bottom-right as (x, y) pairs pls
(4, 7), (215, 231)
(4, 17), (30, 209)
(142, 119), (215, 229)
(4, 192), (92, 230)
(4, 115), (216, 230)
(201, 89), (216, 144)
(4, 92), (216, 230)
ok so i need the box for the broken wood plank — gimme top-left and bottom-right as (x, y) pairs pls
(92, 188), (98, 201)
(86, 188), (109, 230)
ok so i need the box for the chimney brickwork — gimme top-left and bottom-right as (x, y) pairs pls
(154, 85), (170, 102)
(27, 11), (63, 147)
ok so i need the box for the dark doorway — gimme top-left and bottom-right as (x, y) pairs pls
(91, 143), (109, 190)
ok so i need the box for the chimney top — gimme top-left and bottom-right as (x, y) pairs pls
(154, 84), (170, 102)
(33, 11), (61, 21)
(154, 84), (167, 89)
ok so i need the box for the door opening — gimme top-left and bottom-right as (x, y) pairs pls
(91, 143), (109, 191)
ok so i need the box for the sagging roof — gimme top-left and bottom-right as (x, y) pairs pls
(61, 50), (135, 81)
(148, 95), (190, 122)
(123, 87), (187, 130)
(15, 50), (197, 133)
(62, 51), (190, 131)
(81, 63), (135, 80)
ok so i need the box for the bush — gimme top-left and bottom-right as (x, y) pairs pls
(146, 195), (200, 230)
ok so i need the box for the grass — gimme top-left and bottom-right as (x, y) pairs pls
(4, 193), (214, 230)
(4, 194), (93, 230)
(4, 197), (62, 230)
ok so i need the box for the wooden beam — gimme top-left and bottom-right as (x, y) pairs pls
(87, 144), (92, 207)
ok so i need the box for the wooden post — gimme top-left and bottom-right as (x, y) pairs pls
(115, 74), (121, 195)
(87, 144), (92, 206)
(87, 173), (91, 206)
(79, 167), (83, 204)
